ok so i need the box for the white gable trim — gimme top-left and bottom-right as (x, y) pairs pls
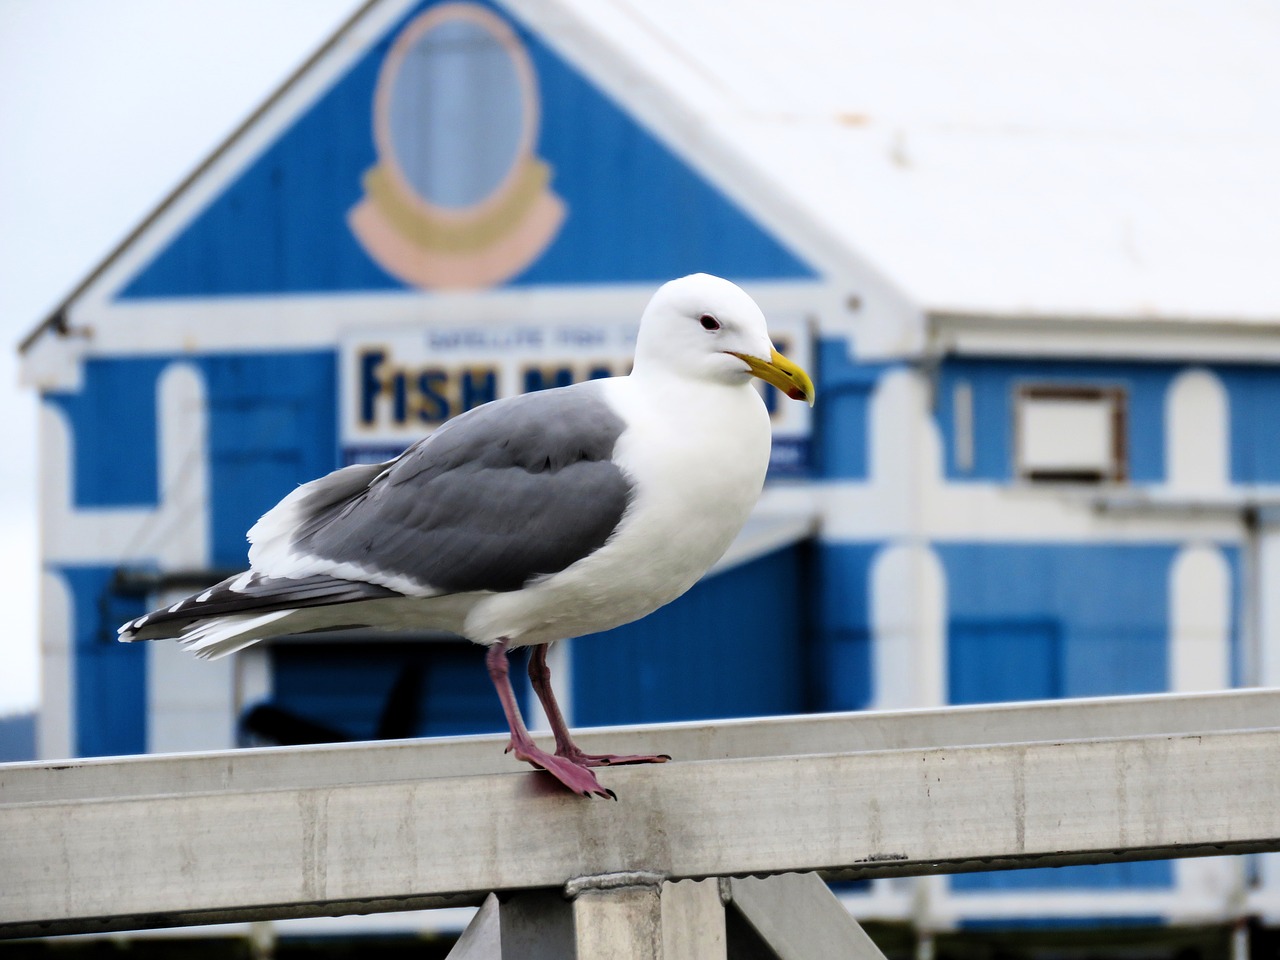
(23, 281), (828, 387)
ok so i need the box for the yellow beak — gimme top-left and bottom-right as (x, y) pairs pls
(729, 347), (816, 407)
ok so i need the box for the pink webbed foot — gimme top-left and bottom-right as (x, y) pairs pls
(508, 740), (617, 800)
(523, 643), (671, 772)
(560, 748), (671, 768)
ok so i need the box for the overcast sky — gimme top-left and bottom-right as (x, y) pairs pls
(0, 0), (359, 714)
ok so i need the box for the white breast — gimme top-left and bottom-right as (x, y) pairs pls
(463, 373), (773, 647)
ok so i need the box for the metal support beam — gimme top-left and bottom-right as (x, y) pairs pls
(445, 874), (884, 959)
(570, 874), (665, 960)
(661, 880), (726, 960)
(497, 890), (576, 959)
(447, 894), (503, 960)
(726, 874), (886, 959)
(447, 876), (711, 959)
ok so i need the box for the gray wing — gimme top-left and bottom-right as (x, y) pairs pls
(276, 381), (633, 594)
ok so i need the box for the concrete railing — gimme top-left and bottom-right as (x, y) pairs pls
(5, 689), (1280, 957)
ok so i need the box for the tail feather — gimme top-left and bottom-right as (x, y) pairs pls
(118, 570), (404, 645)
(177, 611), (295, 660)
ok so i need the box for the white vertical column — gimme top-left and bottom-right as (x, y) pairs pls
(867, 366), (948, 929)
(1165, 369), (1228, 493)
(871, 543), (946, 711)
(871, 539), (948, 935)
(867, 366), (948, 709)
(235, 646), (273, 726)
(146, 364), (233, 753)
(37, 403), (75, 760)
(1169, 545), (1241, 913)
(1165, 372), (1240, 916)
(867, 368), (943, 538)
(36, 571), (74, 760)
(1169, 545), (1230, 694)
(1253, 522), (1280, 913)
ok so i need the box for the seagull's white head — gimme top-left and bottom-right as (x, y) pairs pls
(632, 273), (815, 405)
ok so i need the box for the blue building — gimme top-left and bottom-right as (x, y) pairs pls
(21, 0), (1280, 938)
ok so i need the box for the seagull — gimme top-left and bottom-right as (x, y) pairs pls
(120, 273), (815, 798)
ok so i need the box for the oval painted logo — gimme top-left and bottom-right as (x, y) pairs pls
(349, 3), (565, 289)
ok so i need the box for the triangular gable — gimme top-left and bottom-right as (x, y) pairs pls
(117, 0), (814, 300)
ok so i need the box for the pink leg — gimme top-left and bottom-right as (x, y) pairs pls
(528, 644), (670, 768)
(485, 640), (615, 799)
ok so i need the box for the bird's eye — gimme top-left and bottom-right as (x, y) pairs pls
(699, 314), (721, 331)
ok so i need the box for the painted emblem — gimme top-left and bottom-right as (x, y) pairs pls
(349, 3), (565, 289)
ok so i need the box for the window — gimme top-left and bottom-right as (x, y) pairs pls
(1014, 384), (1127, 483)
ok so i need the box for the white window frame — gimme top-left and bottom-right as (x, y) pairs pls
(1013, 383), (1128, 484)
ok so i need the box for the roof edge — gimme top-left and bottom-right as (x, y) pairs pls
(929, 309), (1280, 363)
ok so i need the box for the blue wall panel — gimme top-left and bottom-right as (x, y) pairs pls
(950, 619), (1061, 703)
(940, 543), (1174, 703)
(201, 352), (339, 566)
(47, 359), (170, 508)
(813, 542), (878, 711)
(572, 548), (808, 726)
(952, 858), (1172, 893)
(59, 566), (149, 757)
(1221, 366), (1280, 483)
(1227, 546), (1245, 687)
(812, 340), (885, 481)
(959, 916), (1165, 931)
(270, 641), (519, 740)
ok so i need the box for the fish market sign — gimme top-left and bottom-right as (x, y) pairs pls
(339, 319), (812, 475)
